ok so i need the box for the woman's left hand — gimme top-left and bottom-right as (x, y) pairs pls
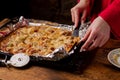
(80, 16), (111, 51)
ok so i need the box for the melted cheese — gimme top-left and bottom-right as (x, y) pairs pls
(0, 25), (80, 56)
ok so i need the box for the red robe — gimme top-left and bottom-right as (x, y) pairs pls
(77, 0), (120, 39)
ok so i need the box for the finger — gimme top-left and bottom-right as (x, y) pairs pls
(99, 38), (106, 47)
(88, 36), (102, 50)
(81, 9), (87, 24)
(99, 36), (109, 47)
(81, 31), (97, 50)
(74, 11), (80, 27)
(80, 29), (91, 52)
(71, 10), (75, 23)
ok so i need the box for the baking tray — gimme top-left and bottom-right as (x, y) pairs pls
(0, 17), (81, 61)
(0, 17), (93, 72)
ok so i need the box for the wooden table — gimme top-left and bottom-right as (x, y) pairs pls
(0, 19), (120, 80)
(0, 39), (120, 80)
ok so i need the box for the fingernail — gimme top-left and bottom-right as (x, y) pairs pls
(83, 49), (86, 51)
(80, 49), (86, 52)
(80, 49), (83, 52)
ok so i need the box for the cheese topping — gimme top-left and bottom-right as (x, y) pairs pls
(0, 25), (80, 56)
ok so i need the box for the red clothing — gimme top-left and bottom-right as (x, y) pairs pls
(77, 0), (120, 39)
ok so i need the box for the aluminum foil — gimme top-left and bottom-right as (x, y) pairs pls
(0, 16), (90, 61)
(0, 16), (28, 39)
(28, 19), (76, 60)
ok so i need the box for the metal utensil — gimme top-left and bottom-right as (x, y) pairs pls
(72, 22), (81, 37)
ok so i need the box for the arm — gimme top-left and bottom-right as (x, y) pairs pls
(99, 0), (120, 39)
(80, 0), (120, 51)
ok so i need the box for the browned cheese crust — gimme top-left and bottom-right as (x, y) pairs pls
(0, 25), (80, 56)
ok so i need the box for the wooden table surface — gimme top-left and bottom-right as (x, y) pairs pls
(0, 19), (120, 80)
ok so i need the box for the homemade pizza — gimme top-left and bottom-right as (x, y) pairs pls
(0, 25), (80, 57)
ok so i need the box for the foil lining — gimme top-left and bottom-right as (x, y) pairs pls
(0, 16), (90, 61)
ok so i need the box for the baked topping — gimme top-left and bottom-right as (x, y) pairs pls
(0, 25), (80, 56)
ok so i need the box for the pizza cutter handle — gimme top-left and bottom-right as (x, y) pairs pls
(0, 55), (10, 67)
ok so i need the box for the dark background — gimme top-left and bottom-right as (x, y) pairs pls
(0, 0), (77, 24)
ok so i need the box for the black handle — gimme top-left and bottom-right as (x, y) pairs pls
(74, 41), (85, 53)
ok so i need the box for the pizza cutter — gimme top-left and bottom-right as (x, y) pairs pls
(0, 53), (30, 67)
(6, 53), (30, 67)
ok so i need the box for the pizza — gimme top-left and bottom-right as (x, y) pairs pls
(0, 25), (80, 57)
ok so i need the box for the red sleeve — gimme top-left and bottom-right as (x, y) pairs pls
(77, 0), (80, 2)
(99, 0), (120, 39)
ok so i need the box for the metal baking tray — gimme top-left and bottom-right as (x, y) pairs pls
(0, 17), (82, 61)
(0, 17), (92, 71)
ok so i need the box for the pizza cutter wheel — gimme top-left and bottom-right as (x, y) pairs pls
(0, 53), (30, 67)
(8, 53), (30, 67)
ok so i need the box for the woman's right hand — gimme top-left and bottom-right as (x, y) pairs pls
(71, 0), (90, 27)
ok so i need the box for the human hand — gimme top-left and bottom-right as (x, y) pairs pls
(71, 0), (90, 27)
(80, 16), (110, 51)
